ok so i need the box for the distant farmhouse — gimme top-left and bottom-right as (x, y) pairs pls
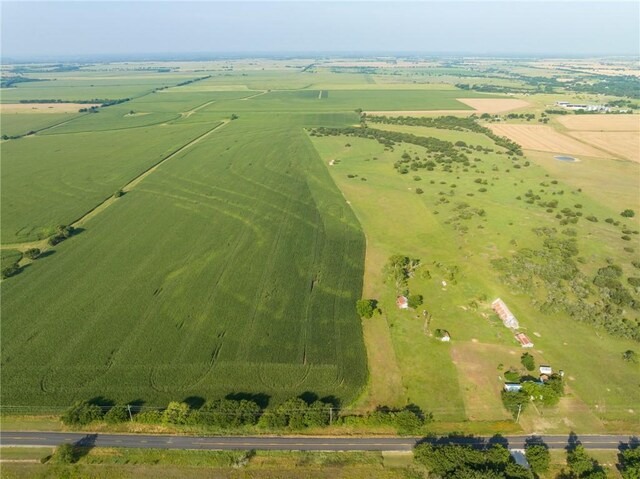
(491, 298), (519, 329)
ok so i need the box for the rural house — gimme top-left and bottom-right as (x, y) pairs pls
(491, 298), (519, 329)
(440, 331), (451, 342)
(539, 365), (552, 375)
(396, 296), (409, 309)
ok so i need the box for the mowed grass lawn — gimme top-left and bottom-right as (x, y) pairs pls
(309, 128), (639, 428)
(1, 114), (368, 406)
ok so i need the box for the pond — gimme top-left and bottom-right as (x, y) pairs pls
(554, 155), (577, 162)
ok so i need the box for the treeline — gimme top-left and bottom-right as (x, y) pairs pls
(0, 77), (45, 88)
(492, 233), (640, 341)
(175, 75), (212, 87)
(365, 115), (523, 156)
(415, 440), (639, 479)
(60, 398), (430, 434)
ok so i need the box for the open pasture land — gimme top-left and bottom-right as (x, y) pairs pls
(365, 97), (528, 116)
(1, 121), (216, 243)
(309, 120), (639, 429)
(487, 123), (613, 157)
(0, 114), (367, 406)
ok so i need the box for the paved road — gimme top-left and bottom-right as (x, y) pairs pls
(0, 432), (635, 452)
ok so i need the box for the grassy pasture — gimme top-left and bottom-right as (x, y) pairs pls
(0, 114), (367, 406)
(1, 121), (216, 243)
(309, 124), (639, 428)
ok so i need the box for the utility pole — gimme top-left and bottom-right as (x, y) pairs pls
(127, 404), (133, 421)
(329, 407), (333, 426)
(515, 404), (522, 423)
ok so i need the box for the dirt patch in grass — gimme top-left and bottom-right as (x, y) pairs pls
(0, 103), (98, 113)
(450, 341), (514, 422)
(487, 124), (612, 157)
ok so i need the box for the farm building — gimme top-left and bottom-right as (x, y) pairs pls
(539, 365), (552, 375)
(491, 298), (519, 329)
(396, 296), (409, 309)
(440, 331), (451, 342)
(504, 383), (523, 392)
(515, 333), (534, 348)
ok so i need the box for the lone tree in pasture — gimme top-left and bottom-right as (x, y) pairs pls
(383, 255), (420, 291)
(520, 352), (535, 371)
(356, 299), (377, 319)
(113, 189), (124, 198)
(230, 113), (239, 120)
(24, 248), (40, 260)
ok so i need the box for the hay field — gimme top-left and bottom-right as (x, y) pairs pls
(487, 124), (612, 157)
(0, 103), (96, 113)
(557, 114), (640, 131)
(366, 98), (529, 116)
(567, 131), (640, 163)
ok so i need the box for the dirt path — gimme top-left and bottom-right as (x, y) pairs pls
(239, 90), (268, 100)
(1, 120), (230, 254)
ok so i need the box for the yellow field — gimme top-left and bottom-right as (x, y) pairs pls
(0, 103), (96, 113)
(558, 114), (640, 131)
(367, 98), (530, 117)
(568, 131), (640, 163)
(487, 124), (612, 157)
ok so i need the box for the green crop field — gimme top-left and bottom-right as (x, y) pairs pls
(1, 62), (638, 434)
(1, 112), (81, 137)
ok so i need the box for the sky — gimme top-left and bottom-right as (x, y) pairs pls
(2, 1), (639, 60)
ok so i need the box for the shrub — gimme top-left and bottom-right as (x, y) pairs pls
(504, 369), (520, 382)
(1, 263), (20, 279)
(621, 209), (635, 218)
(24, 248), (40, 260)
(415, 188), (424, 194)
(162, 401), (190, 425)
(394, 409), (422, 435)
(61, 401), (104, 425)
(198, 399), (260, 427)
(55, 444), (75, 464)
(520, 352), (535, 371)
(113, 189), (124, 198)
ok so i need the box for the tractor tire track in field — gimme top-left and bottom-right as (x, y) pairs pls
(0, 120), (230, 255)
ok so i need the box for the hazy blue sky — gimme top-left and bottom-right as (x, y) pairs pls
(2, 1), (639, 60)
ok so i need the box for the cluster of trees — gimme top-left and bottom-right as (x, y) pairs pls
(492, 232), (640, 341)
(365, 115), (523, 156)
(383, 254), (421, 291)
(0, 76), (44, 88)
(1, 248), (40, 280)
(48, 225), (76, 246)
(356, 299), (378, 318)
(414, 442), (534, 478)
(501, 374), (564, 417)
(572, 75), (640, 99)
(60, 398), (430, 434)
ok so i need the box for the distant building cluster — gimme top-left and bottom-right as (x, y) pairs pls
(555, 101), (610, 112)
